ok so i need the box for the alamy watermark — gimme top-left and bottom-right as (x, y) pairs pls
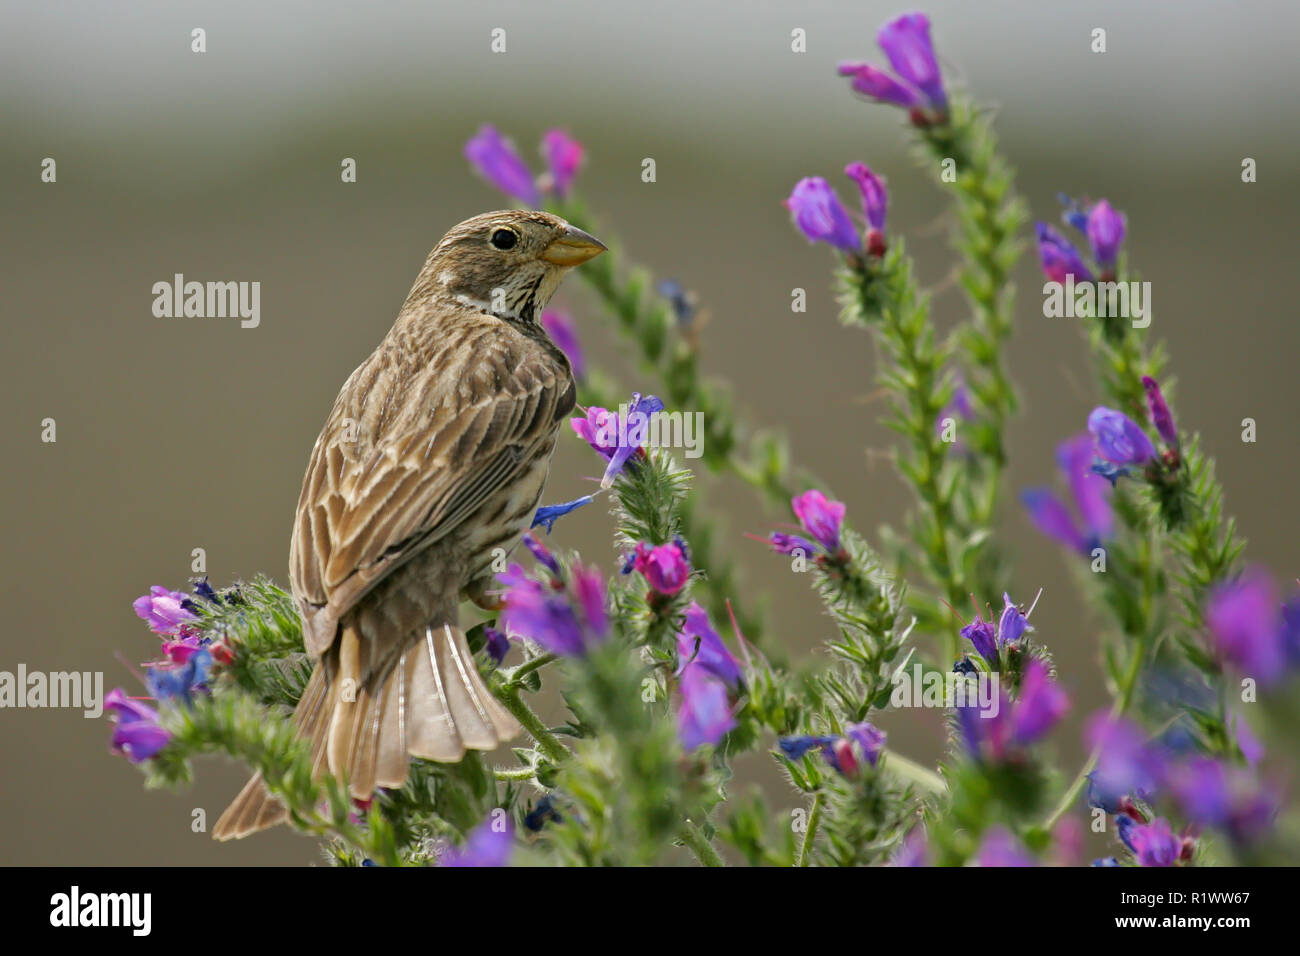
(597, 402), (705, 460)
(890, 662), (1000, 718)
(0, 664), (103, 717)
(1042, 274), (1151, 328)
(152, 274), (260, 328)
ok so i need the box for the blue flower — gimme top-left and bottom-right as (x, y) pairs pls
(531, 495), (594, 534)
(146, 648), (212, 706)
(523, 795), (564, 833)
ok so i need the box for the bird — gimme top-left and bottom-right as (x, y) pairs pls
(213, 210), (605, 840)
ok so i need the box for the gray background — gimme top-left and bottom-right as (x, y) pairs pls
(2, 0), (1296, 864)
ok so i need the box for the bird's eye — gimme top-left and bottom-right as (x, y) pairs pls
(490, 228), (519, 251)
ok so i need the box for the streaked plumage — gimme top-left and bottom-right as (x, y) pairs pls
(214, 210), (605, 840)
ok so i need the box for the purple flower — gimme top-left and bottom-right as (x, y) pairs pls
(541, 310), (585, 380)
(147, 648), (212, 705)
(1011, 659), (1069, 745)
(936, 376), (975, 450)
(791, 489), (846, 553)
(1086, 199), (1127, 271)
(442, 817), (514, 867)
(1087, 407), (1156, 466)
(1283, 596), (1300, 664)
(105, 688), (171, 763)
(498, 563), (603, 657)
(1024, 432), (1115, 556)
(958, 659), (1064, 761)
(540, 129), (583, 199)
(785, 177), (860, 253)
(767, 531), (819, 556)
(1021, 489), (1091, 556)
(1118, 816), (1183, 867)
(632, 539), (691, 596)
(484, 626), (510, 667)
(160, 635), (205, 665)
(844, 161), (888, 256)
(1035, 223), (1094, 284)
(977, 827), (1036, 867)
(837, 12), (947, 118)
(998, 593), (1031, 647)
(1231, 709), (1265, 768)
(889, 827), (929, 867)
(1169, 757), (1278, 844)
(1141, 376), (1178, 447)
(837, 62), (921, 110)
(1087, 713), (1166, 809)
(677, 664), (735, 751)
(570, 563), (609, 641)
(961, 617), (998, 667)
(133, 586), (197, 636)
(1059, 434), (1114, 540)
(570, 396), (666, 487)
(464, 125), (540, 206)
(846, 721), (886, 768)
(876, 12), (947, 111)
(571, 406), (619, 459)
(676, 602), (742, 690)
(1204, 569), (1288, 684)
(521, 532), (561, 575)
(961, 595), (1031, 668)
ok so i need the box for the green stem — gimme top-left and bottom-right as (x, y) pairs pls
(505, 652), (557, 687)
(796, 793), (824, 867)
(492, 767), (536, 781)
(496, 684), (570, 764)
(679, 820), (725, 867)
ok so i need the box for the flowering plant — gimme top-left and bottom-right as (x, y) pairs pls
(105, 11), (1296, 868)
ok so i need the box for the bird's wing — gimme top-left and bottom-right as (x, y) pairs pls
(290, 329), (575, 657)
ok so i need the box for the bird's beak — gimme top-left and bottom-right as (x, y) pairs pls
(541, 224), (607, 266)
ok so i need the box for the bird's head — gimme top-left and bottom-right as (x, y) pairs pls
(415, 210), (606, 323)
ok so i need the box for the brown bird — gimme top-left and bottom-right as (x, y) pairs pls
(214, 210), (605, 839)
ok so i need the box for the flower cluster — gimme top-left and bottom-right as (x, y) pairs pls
(763, 489), (847, 561)
(496, 560), (608, 658)
(464, 126), (584, 207)
(780, 721), (887, 778)
(1204, 568), (1300, 686)
(838, 12), (948, 125)
(955, 658), (1069, 763)
(1086, 713), (1279, 865)
(785, 163), (888, 257)
(1035, 196), (1128, 282)
(570, 392), (666, 488)
(106, 580), (236, 764)
(958, 593), (1033, 669)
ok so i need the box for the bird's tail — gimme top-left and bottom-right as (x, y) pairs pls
(213, 622), (519, 841)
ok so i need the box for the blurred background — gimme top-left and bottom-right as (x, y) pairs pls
(2, 0), (1297, 865)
